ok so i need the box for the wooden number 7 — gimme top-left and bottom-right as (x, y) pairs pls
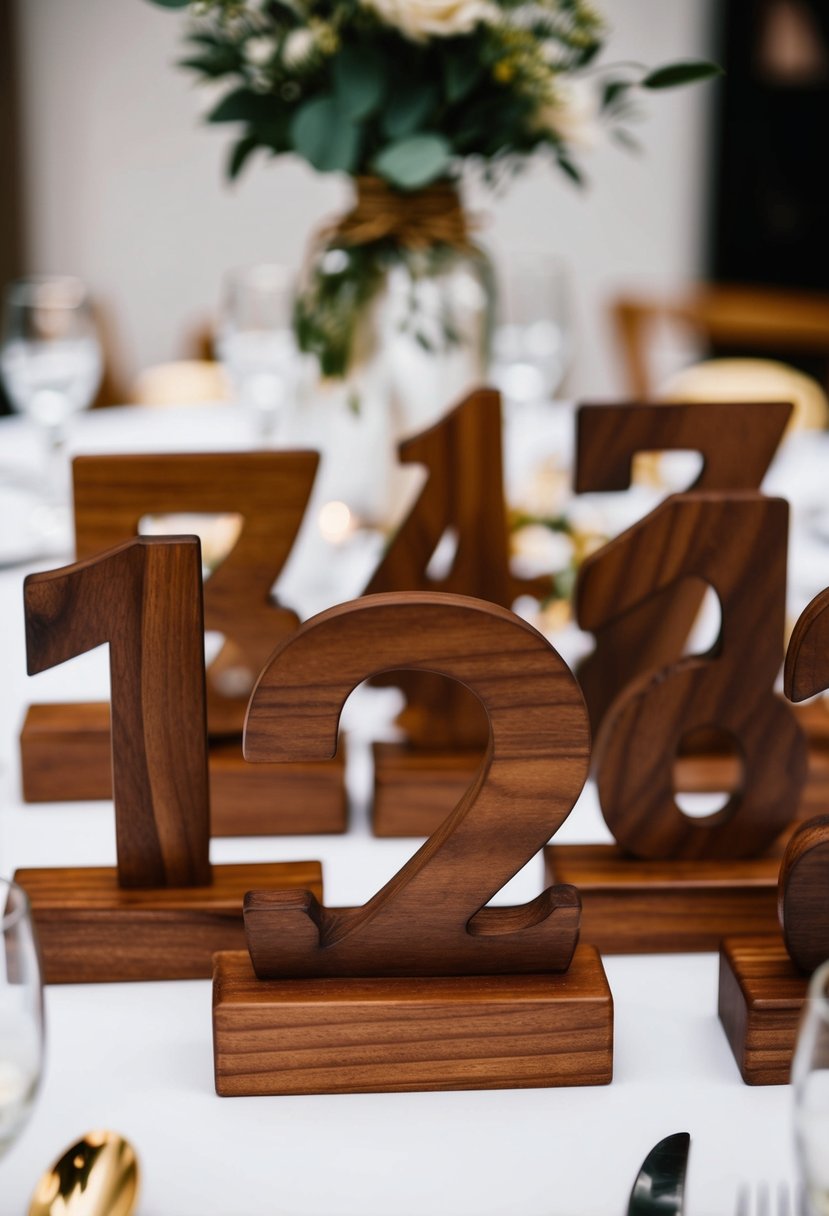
(73, 451), (319, 729)
(780, 587), (829, 972)
(575, 400), (791, 732)
(242, 593), (589, 978)
(580, 492), (807, 859)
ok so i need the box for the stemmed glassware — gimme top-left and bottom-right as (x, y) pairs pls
(0, 276), (102, 555)
(0, 877), (44, 1159)
(490, 251), (573, 410)
(793, 958), (829, 1216)
(215, 264), (299, 445)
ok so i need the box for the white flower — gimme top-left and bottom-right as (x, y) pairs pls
(282, 27), (317, 67)
(362, 0), (498, 41)
(538, 77), (602, 151)
(245, 35), (276, 67)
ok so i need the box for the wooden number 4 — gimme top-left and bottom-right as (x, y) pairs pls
(780, 587), (829, 972)
(579, 492), (807, 859)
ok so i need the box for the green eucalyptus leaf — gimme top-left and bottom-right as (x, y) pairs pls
(373, 133), (452, 190)
(228, 136), (259, 180)
(146, 0), (190, 8)
(642, 60), (723, 89)
(333, 44), (387, 119)
(556, 153), (584, 186)
(291, 96), (361, 173)
(602, 79), (630, 111)
(442, 45), (483, 104)
(383, 81), (439, 139)
(208, 88), (278, 124)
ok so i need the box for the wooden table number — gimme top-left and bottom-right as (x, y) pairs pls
(213, 592), (613, 1096)
(546, 401), (811, 953)
(18, 452), (347, 836)
(366, 388), (548, 837)
(13, 536), (322, 983)
(719, 586), (829, 1083)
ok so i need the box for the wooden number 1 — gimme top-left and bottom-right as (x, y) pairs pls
(24, 536), (211, 889)
(780, 587), (829, 972)
(575, 401), (791, 732)
(580, 492), (807, 859)
(242, 593), (590, 978)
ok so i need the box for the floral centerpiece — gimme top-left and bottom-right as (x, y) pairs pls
(150, 0), (717, 395)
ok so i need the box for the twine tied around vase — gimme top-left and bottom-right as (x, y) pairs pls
(326, 176), (474, 251)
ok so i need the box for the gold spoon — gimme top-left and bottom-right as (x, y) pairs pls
(28, 1130), (139, 1216)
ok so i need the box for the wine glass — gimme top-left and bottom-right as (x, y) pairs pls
(0, 877), (44, 1158)
(490, 252), (573, 410)
(0, 276), (102, 552)
(215, 264), (299, 445)
(792, 958), (829, 1216)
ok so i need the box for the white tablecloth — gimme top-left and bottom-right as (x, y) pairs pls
(1, 401), (826, 1216)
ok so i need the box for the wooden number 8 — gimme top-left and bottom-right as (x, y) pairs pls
(242, 592), (589, 979)
(580, 492), (807, 860)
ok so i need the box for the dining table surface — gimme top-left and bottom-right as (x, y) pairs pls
(1, 397), (828, 1216)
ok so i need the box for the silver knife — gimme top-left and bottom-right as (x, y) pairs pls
(627, 1132), (691, 1216)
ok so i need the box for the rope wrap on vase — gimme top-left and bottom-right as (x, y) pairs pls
(327, 177), (473, 252)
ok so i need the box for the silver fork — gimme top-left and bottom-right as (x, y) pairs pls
(735, 1181), (802, 1216)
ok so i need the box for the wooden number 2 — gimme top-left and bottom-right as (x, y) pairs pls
(242, 593), (589, 978)
(24, 536), (211, 889)
(575, 401), (791, 732)
(580, 492), (807, 859)
(73, 451), (319, 727)
(780, 587), (829, 972)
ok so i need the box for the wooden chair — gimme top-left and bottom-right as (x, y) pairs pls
(611, 284), (829, 408)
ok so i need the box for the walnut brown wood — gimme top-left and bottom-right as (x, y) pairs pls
(575, 400), (791, 733)
(366, 388), (547, 835)
(14, 861), (323, 984)
(545, 839), (789, 954)
(779, 586), (829, 972)
(212, 945), (613, 1096)
(73, 450), (319, 720)
(242, 592), (589, 979)
(581, 492), (807, 859)
(17, 535), (324, 982)
(718, 935), (808, 1085)
(25, 535), (211, 889)
(19, 450), (347, 835)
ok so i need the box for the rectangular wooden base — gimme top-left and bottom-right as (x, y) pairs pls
(373, 701), (829, 838)
(544, 842), (789, 954)
(212, 945), (613, 1095)
(20, 703), (347, 836)
(14, 861), (323, 984)
(718, 936), (808, 1085)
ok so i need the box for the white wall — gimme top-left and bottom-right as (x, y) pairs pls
(14, 0), (717, 396)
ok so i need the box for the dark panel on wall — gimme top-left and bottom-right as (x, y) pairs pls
(710, 0), (829, 291)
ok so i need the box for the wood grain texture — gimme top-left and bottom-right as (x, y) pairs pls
(25, 536), (211, 889)
(575, 401), (790, 734)
(364, 388), (543, 751)
(212, 944), (613, 1096)
(780, 589), (829, 971)
(779, 817), (829, 973)
(14, 862), (322, 984)
(243, 593), (589, 979)
(718, 935), (807, 1085)
(581, 492), (807, 859)
(72, 451), (319, 731)
(545, 841), (788, 954)
(19, 704), (347, 836)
